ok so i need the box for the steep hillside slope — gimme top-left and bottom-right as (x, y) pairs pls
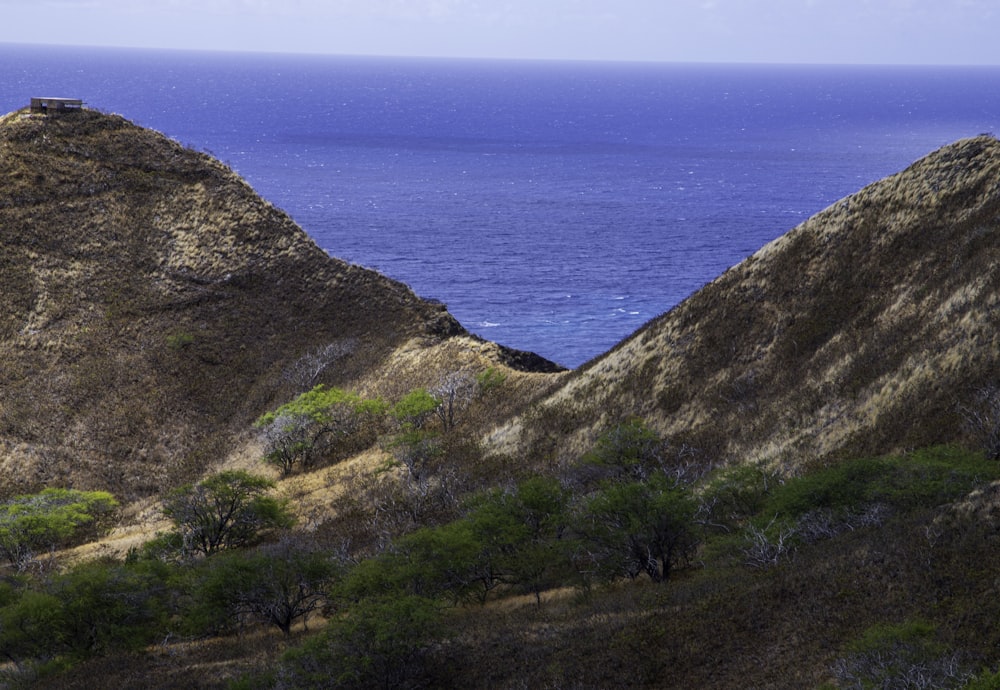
(500, 135), (1000, 468)
(0, 108), (560, 499)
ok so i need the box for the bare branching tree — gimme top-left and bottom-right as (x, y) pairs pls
(430, 370), (476, 432)
(959, 384), (1000, 460)
(741, 517), (796, 569)
(282, 339), (357, 391)
(832, 632), (972, 690)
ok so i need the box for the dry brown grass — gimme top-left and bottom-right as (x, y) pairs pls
(31, 627), (294, 690)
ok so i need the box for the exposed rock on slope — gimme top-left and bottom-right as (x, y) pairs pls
(502, 135), (1000, 468)
(0, 108), (560, 499)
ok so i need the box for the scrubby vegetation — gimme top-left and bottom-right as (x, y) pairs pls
(6, 407), (1000, 689)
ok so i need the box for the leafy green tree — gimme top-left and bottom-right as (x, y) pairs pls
(336, 515), (499, 606)
(256, 385), (388, 475)
(385, 388), (445, 484)
(386, 428), (444, 485)
(343, 476), (574, 607)
(0, 589), (64, 664)
(572, 420), (700, 584)
(579, 474), (699, 583)
(464, 476), (574, 605)
(162, 470), (294, 557)
(0, 488), (118, 570)
(188, 541), (339, 636)
(49, 559), (170, 656)
(392, 521), (487, 604)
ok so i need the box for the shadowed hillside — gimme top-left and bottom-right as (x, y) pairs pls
(499, 135), (1000, 470)
(0, 107), (561, 500)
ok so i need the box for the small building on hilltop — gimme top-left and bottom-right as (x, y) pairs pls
(30, 97), (84, 114)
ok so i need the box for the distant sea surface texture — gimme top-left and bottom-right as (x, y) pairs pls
(3, 45), (999, 368)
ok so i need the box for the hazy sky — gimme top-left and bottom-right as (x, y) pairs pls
(1, 0), (997, 64)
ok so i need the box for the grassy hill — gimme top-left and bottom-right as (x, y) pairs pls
(0, 107), (561, 502)
(3, 108), (1000, 689)
(499, 134), (1000, 472)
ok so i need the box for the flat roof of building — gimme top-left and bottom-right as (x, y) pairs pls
(31, 97), (83, 102)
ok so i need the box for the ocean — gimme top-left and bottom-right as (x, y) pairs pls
(2, 44), (999, 368)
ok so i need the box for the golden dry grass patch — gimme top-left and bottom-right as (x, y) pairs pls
(272, 445), (409, 537)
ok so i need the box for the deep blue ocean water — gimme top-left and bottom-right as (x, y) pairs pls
(3, 45), (999, 368)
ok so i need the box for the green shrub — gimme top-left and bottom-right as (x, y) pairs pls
(0, 488), (118, 569)
(475, 366), (507, 395)
(868, 446), (1000, 509)
(965, 669), (1000, 690)
(165, 331), (195, 350)
(763, 457), (884, 518)
(761, 447), (1000, 522)
(280, 595), (442, 689)
(126, 530), (185, 563)
(700, 463), (779, 531)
